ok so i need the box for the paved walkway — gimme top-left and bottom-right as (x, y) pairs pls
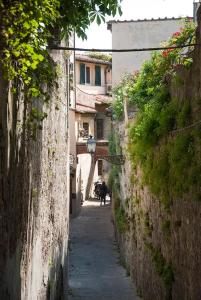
(68, 199), (140, 300)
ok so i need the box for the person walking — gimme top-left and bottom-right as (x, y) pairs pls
(99, 181), (108, 205)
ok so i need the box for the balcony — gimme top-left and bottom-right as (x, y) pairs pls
(77, 84), (106, 95)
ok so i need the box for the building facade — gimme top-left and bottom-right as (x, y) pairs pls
(69, 54), (112, 216)
(107, 17), (188, 86)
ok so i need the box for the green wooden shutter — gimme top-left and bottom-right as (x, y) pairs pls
(80, 63), (85, 84)
(86, 66), (90, 84)
(95, 65), (101, 86)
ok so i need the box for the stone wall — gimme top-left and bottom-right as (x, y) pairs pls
(0, 48), (69, 299)
(113, 9), (201, 300)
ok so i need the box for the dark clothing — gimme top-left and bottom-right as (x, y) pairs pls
(100, 182), (108, 205)
(94, 182), (102, 200)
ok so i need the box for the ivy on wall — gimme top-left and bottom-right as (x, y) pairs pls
(0, 0), (121, 138)
(108, 132), (121, 197)
(145, 242), (174, 300)
(86, 52), (112, 62)
(111, 19), (199, 207)
(108, 132), (128, 231)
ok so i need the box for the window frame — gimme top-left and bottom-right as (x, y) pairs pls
(96, 119), (104, 139)
(80, 63), (91, 85)
(83, 122), (89, 137)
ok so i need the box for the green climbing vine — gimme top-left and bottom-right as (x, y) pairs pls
(86, 52), (112, 62)
(108, 132), (121, 196)
(112, 74), (136, 119)
(107, 132), (129, 233)
(112, 19), (200, 207)
(0, 0), (121, 138)
(145, 242), (174, 300)
(112, 19), (195, 119)
(0, 1), (59, 138)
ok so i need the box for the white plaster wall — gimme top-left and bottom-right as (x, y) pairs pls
(77, 84), (106, 95)
(106, 67), (112, 85)
(76, 88), (96, 107)
(76, 154), (110, 201)
(76, 153), (92, 200)
(111, 19), (184, 85)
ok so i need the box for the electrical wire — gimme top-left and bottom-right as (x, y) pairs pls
(48, 43), (199, 53)
(76, 86), (111, 100)
(76, 86), (98, 96)
(171, 119), (201, 135)
(51, 44), (201, 133)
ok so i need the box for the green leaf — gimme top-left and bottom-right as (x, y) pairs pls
(118, 6), (122, 16)
(12, 51), (20, 57)
(31, 61), (39, 70)
(37, 54), (44, 62)
(23, 22), (31, 30)
(96, 14), (101, 25)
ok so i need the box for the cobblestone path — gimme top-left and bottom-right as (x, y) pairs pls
(68, 199), (140, 300)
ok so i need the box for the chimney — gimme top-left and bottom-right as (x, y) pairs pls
(193, 0), (201, 22)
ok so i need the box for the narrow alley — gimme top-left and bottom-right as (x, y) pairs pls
(2, 1), (201, 299)
(68, 199), (140, 300)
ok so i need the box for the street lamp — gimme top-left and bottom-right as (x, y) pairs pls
(86, 135), (96, 154)
(85, 135), (96, 199)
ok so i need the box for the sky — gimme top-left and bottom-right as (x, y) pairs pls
(76, 0), (195, 49)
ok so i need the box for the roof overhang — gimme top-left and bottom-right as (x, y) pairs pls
(75, 55), (112, 66)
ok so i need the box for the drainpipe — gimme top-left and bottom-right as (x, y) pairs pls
(193, 0), (201, 23)
(73, 30), (76, 110)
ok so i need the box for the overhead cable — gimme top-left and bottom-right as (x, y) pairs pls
(48, 43), (199, 52)
(171, 119), (201, 135)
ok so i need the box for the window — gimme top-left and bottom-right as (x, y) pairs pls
(97, 119), (104, 139)
(80, 63), (90, 84)
(95, 65), (101, 86)
(82, 122), (89, 137)
(80, 64), (85, 84)
(78, 122), (89, 138)
(80, 63), (85, 84)
(86, 66), (90, 84)
(98, 160), (103, 176)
